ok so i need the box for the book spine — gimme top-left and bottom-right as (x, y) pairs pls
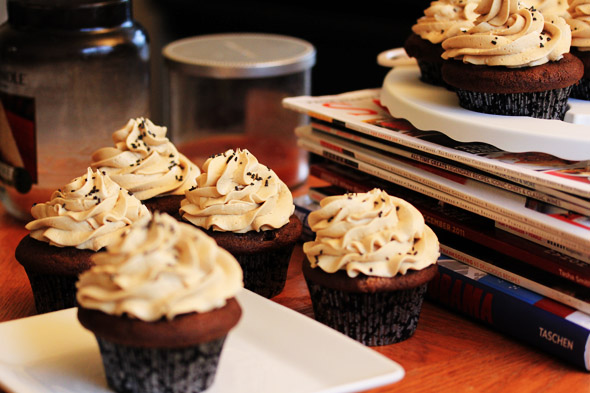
(299, 139), (590, 255)
(428, 259), (590, 371)
(307, 164), (590, 288)
(438, 243), (590, 314)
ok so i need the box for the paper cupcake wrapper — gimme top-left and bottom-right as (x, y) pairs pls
(416, 59), (447, 87)
(24, 270), (78, 314)
(570, 78), (590, 101)
(305, 279), (428, 346)
(455, 86), (572, 120)
(96, 336), (227, 393)
(233, 244), (295, 298)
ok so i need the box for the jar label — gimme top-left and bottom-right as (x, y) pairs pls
(0, 91), (37, 190)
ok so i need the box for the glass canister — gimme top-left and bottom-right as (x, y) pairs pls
(0, 0), (150, 220)
(162, 33), (316, 189)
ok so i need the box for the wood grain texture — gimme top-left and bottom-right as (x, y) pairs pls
(1, 195), (590, 392)
(0, 205), (35, 323)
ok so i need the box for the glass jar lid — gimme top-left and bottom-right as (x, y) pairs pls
(163, 33), (316, 79)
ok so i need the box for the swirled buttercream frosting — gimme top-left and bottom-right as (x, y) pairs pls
(525, 0), (569, 17)
(412, 0), (480, 44)
(26, 168), (151, 251)
(567, 0), (590, 50)
(442, 0), (572, 67)
(302, 189), (440, 278)
(76, 212), (243, 321)
(180, 148), (294, 233)
(91, 118), (200, 201)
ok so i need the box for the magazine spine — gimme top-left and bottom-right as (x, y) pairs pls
(283, 92), (590, 198)
(428, 259), (590, 371)
(306, 124), (590, 216)
(496, 221), (590, 264)
(299, 139), (590, 255)
(293, 195), (317, 242)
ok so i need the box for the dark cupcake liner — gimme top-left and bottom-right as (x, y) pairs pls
(570, 78), (590, 100)
(233, 245), (295, 298)
(416, 59), (446, 87)
(96, 336), (227, 393)
(455, 86), (572, 120)
(23, 270), (78, 313)
(305, 278), (428, 346)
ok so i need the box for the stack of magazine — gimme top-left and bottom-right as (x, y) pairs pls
(283, 89), (590, 371)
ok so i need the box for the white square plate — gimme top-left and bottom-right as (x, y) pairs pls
(0, 289), (404, 393)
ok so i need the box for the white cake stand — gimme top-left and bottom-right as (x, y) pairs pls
(379, 60), (590, 161)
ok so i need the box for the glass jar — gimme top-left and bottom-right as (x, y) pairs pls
(0, 0), (150, 220)
(163, 33), (315, 189)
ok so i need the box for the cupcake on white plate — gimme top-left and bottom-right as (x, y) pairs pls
(77, 212), (243, 393)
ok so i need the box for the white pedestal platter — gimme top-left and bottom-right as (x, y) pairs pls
(380, 64), (590, 161)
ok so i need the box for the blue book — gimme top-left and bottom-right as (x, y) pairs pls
(429, 257), (590, 371)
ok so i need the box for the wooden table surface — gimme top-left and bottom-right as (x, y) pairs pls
(1, 201), (590, 393)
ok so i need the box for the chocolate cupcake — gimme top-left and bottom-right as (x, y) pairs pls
(566, 0), (590, 100)
(441, 0), (583, 119)
(15, 168), (150, 313)
(76, 212), (243, 393)
(91, 118), (200, 217)
(404, 0), (479, 86)
(302, 189), (440, 346)
(180, 148), (302, 298)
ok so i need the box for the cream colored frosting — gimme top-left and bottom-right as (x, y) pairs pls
(91, 118), (200, 201)
(442, 0), (572, 67)
(567, 0), (590, 50)
(76, 212), (243, 321)
(26, 168), (151, 251)
(412, 0), (480, 44)
(180, 148), (294, 233)
(302, 189), (440, 278)
(525, 0), (569, 17)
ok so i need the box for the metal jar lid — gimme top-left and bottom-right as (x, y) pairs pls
(162, 33), (316, 79)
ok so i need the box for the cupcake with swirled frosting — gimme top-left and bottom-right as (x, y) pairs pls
(179, 148), (302, 298)
(302, 189), (440, 345)
(77, 212), (243, 393)
(440, 0), (583, 119)
(14, 167), (150, 313)
(566, 0), (590, 99)
(91, 118), (200, 217)
(404, 0), (480, 86)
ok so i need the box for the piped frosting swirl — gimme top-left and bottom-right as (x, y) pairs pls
(525, 0), (569, 17)
(91, 118), (200, 201)
(180, 148), (294, 233)
(76, 212), (243, 321)
(412, 0), (480, 44)
(567, 0), (590, 50)
(26, 168), (151, 251)
(442, 0), (572, 67)
(302, 189), (440, 278)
